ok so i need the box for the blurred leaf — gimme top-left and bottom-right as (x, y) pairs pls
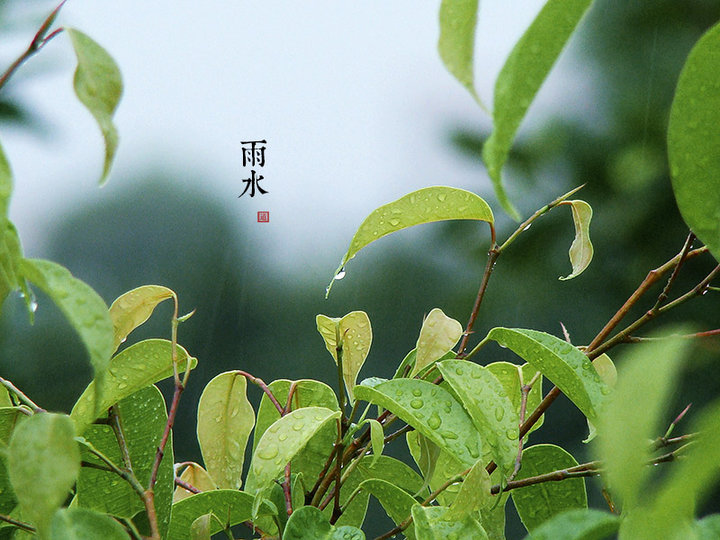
(438, 0), (482, 105)
(67, 29), (122, 184)
(0, 139), (11, 218)
(412, 309), (463, 377)
(50, 507), (128, 540)
(522, 508), (620, 540)
(559, 200), (594, 280)
(8, 413), (80, 533)
(71, 338), (196, 434)
(486, 328), (608, 420)
(355, 379), (482, 468)
(327, 186), (493, 295)
(511, 444), (587, 532)
(583, 354), (617, 444)
(696, 514), (720, 539)
(411, 504), (488, 540)
(173, 463), (216, 503)
(0, 407), (25, 447)
(668, 20), (720, 262)
(284, 506), (365, 540)
(197, 371), (254, 490)
(482, 0), (593, 218)
(357, 478), (418, 540)
(486, 361), (544, 436)
(444, 458), (491, 521)
(108, 285), (175, 352)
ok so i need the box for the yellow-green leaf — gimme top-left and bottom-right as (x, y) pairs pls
(412, 308), (463, 377)
(50, 508), (129, 540)
(109, 285), (175, 352)
(444, 459), (492, 521)
(438, 0), (483, 106)
(173, 463), (217, 503)
(559, 200), (593, 281)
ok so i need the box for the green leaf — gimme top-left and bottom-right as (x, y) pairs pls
(71, 338), (197, 434)
(522, 508), (620, 540)
(486, 328), (608, 420)
(316, 311), (372, 402)
(189, 514), (212, 540)
(364, 418), (384, 465)
(0, 407), (26, 447)
(412, 309), (463, 377)
(558, 200), (593, 280)
(668, 20), (720, 262)
(251, 407), (340, 491)
(482, 0), (593, 218)
(327, 186), (493, 295)
(8, 413), (80, 533)
(173, 463), (216, 503)
(486, 361), (544, 436)
(593, 332), (691, 511)
(108, 285), (175, 352)
(583, 354), (616, 444)
(438, 360), (519, 474)
(49, 508), (128, 540)
(358, 479), (418, 540)
(438, 0), (482, 106)
(67, 29), (122, 184)
(412, 504), (488, 540)
(511, 444), (587, 532)
(407, 432), (440, 496)
(197, 371), (255, 490)
(696, 515), (720, 540)
(354, 379), (482, 468)
(284, 506), (365, 540)
(444, 458), (492, 521)
(19, 258), (114, 412)
(0, 139), (11, 219)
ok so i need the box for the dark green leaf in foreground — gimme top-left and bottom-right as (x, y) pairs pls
(284, 506), (365, 540)
(357, 479), (418, 540)
(412, 504), (488, 540)
(522, 508), (619, 540)
(50, 508), (128, 540)
(438, 0), (482, 105)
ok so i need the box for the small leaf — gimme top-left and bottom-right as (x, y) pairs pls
(482, 0), (593, 218)
(8, 413), (80, 533)
(487, 361), (544, 436)
(173, 463), (217, 503)
(412, 309), (463, 377)
(189, 514), (212, 540)
(486, 328), (608, 420)
(668, 20), (720, 262)
(358, 479), (418, 540)
(511, 444), (587, 532)
(284, 506), (365, 540)
(327, 186), (493, 295)
(522, 508), (620, 540)
(407, 432), (440, 496)
(251, 407), (340, 491)
(197, 371), (255, 490)
(407, 430), (464, 506)
(583, 354), (616, 444)
(316, 311), (372, 402)
(67, 28), (123, 184)
(444, 459), (492, 521)
(109, 285), (175, 352)
(559, 200), (593, 280)
(50, 508), (128, 540)
(438, 0), (483, 106)
(0, 139), (11, 218)
(412, 504), (488, 540)
(365, 418), (384, 465)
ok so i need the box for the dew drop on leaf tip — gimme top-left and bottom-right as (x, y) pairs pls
(334, 267), (346, 280)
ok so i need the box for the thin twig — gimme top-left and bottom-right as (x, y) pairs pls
(331, 418), (344, 523)
(0, 513), (35, 533)
(0, 376), (44, 413)
(237, 370), (284, 414)
(174, 477), (201, 495)
(283, 464), (293, 516)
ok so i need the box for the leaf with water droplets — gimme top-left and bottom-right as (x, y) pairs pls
(189, 513), (212, 540)
(412, 309), (463, 377)
(444, 458), (492, 521)
(327, 186), (493, 295)
(482, 0), (593, 219)
(522, 508), (620, 540)
(71, 338), (197, 434)
(20, 258), (114, 412)
(438, 360), (519, 474)
(363, 418), (384, 465)
(251, 407), (340, 491)
(583, 354), (616, 444)
(109, 285), (175, 352)
(0, 142), (24, 310)
(67, 28), (122, 184)
(197, 371), (255, 490)
(511, 444), (587, 532)
(50, 507), (129, 539)
(316, 311), (372, 402)
(559, 200), (593, 280)
(284, 506), (365, 540)
(486, 328), (608, 421)
(355, 379), (482, 468)
(412, 504), (488, 540)
(173, 463), (217, 503)
(357, 479), (419, 540)
(486, 361), (544, 437)
(8, 413), (80, 534)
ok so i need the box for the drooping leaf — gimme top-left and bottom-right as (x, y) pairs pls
(412, 309), (463, 377)
(522, 508), (620, 540)
(444, 458), (492, 521)
(49, 507), (128, 540)
(482, 0), (593, 218)
(438, 0), (482, 105)
(357, 479), (418, 540)
(316, 311), (372, 402)
(364, 418), (384, 465)
(327, 187), (493, 295)
(407, 431), (441, 496)
(283, 506), (365, 540)
(0, 139), (11, 218)
(8, 413), (80, 533)
(486, 328), (608, 420)
(67, 28), (122, 184)
(173, 463), (217, 503)
(412, 504), (488, 540)
(108, 285), (175, 352)
(354, 379), (482, 468)
(486, 361), (544, 436)
(251, 407), (340, 491)
(197, 371), (255, 490)
(668, 20), (720, 262)
(559, 200), (593, 280)
(19, 258), (114, 412)
(189, 514), (212, 540)
(71, 338), (196, 434)
(511, 444), (587, 532)
(438, 360), (519, 474)
(583, 354), (617, 444)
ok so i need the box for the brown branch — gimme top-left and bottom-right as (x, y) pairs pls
(237, 370), (283, 414)
(0, 513), (35, 533)
(174, 477), (201, 495)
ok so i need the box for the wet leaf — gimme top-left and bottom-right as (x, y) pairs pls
(50, 507), (128, 540)
(412, 309), (463, 377)
(438, 0), (482, 105)
(189, 513), (212, 540)
(173, 463), (217, 503)
(67, 29), (122, 184)
(407, 430), (464, 506)
(109, 285), (175, 352)
(668, 20), (720, 262)
(444, 458), (492, 521)
(522, 508), (619, 540)
(364, 418), (384, 465)
(486, 361), (544, 437)
(407, 432), (440, 496)
(284, 506), (365, 540)
(487, 328), (608, 420)
(583, 354), (616, 444)
(327, 186), (493, 295)
(482, 0), (593, 218)
(358, 478), (418, 540)
(559, 200), (593, 280)
(511, 444), (587, 532)
(412, 504), (488, 539)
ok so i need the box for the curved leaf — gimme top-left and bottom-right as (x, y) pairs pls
(0, 140), (11, 218)
(412, 504), (488, 540)
(190, 514), (212, 540)
(354, 379), (482, 468)
(668, 20), (720, 262)
(327, 186), (493, 295)
(486, 328), (608, 420)
(50, 508), (128, 540)
(511, 444), (587, 532)
(438, 0), (483, 106)
(523, 508), (620, 540)
(284, 506), (365, 540)
(413, 309), (463, 377)
(67, 28), (122, 184)
(358, 479), (418, 540)
(482, 0), (593, 218)
(559, 200), (593, 281)
(173, 463), (216, 503)
(109, 285), (175, 352)
(197, 371), (255, 490)
(486, 361), (544, 436)
(444, 458), (492, 521)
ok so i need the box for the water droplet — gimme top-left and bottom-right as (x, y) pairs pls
(494, 408), (505, 421)
(427, 413), (442, 429)
(498, 343), (507, 349)
(442, 430), (458, 440)
(258, 444), (279, 460)
(601, 386), (612, 395)
(437, 193), (447, 202)
(523, 223), (532, 231)
(410, 399), (423, 409)
(389, 218), (400, 227)
(455, 367), (464, 376)
(278, 434), (288, 442)
(506, 429), (517, 440)
(117, 382), (128, 390)
(294, 421), (305, 430)
(334, 268), (346, 280)
(411, 389), (422, 397)
(465, 440), (480, 458)
(29, 300), (38, 313)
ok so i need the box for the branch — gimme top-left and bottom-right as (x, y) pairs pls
(0, 513), (35, 533)
(0, 376), (45, 413)
(174, 477), (201, 495)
